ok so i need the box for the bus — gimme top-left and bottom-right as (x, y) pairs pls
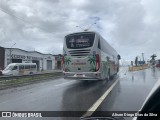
(2, 63), (37, 76)
(62, 31), (121, 80)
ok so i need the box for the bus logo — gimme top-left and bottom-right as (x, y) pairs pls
(2, 112), (11, 117)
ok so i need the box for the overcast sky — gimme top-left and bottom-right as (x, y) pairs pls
(0, 0), (160, 61)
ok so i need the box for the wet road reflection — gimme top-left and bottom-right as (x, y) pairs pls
(0, 67), (159, 120)
(61, 79), (116, 111)
(96, 67), (160, 113)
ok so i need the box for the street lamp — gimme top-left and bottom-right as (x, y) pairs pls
(10, 43), (16, 64)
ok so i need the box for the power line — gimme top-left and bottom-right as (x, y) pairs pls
(0, 7), (56, 36)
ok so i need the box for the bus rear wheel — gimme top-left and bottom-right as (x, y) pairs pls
(107, 70), (110, 81)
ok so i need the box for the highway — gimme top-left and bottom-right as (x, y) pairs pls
(0, 67), (160, 120)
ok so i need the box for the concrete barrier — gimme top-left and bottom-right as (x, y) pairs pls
(128, 64), (149, 71)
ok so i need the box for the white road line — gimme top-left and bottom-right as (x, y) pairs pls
(82, 79), (119, 117)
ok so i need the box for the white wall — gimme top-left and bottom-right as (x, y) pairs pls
(4, 48), (55, 70)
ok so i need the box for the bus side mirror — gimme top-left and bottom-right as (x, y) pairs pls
(117, 55), (121, 60)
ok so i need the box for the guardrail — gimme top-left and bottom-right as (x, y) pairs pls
(128, 64), (149, 71)
(0, 72), (62, 90)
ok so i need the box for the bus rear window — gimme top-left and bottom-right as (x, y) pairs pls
(66, 33), (95, 49)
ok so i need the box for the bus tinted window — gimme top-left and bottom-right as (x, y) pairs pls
(19, 65), (24, 70)
(5, 66), (14, 70)
(98, 39), (101, 49)
(25, 65), (30, 69)
(66, 33), (95, 49)
(31, 65), (36, 69)
(12, 66), (18, 70)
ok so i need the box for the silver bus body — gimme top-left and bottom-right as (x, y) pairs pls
(62, 31), (120, 80)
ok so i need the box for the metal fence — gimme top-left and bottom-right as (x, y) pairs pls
(0, 72), (62, 90)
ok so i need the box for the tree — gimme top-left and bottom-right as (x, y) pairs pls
(151, 54), (157, 60)
(135, 56), (138, 66)
(150, 54), (157, 65)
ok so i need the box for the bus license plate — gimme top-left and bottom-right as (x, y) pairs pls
(76, 74), (83, 77)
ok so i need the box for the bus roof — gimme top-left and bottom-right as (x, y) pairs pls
(7, 63), (37, 66)
(65, 31), (119, 56)
(65, 31), (97, 36)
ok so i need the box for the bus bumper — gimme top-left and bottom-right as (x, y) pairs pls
(63, 72), (101, 80)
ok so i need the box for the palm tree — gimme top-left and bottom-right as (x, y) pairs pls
(151, 54), (157, 60)
(89, 65), (96, 72)
(88, 56), (96, 65)
(65, 66), (70, 72)
(64, 57), (71, 65)
(150, 54), (157, 65)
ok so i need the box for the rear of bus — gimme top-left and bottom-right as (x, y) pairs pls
(62, 32), (101, 80)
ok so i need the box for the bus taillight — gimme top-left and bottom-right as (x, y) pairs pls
(96, 54), (100, 71)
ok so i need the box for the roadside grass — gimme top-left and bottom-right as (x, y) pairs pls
(0, 72), (62, 89)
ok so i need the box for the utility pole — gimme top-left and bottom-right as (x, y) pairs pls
(10, 43), (16, 64)
(142, 53), (144, 61)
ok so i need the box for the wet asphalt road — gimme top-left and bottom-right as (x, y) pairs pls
(0, 67), (160, 120)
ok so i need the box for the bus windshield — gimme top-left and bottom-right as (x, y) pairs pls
(66, 33), (95, 49)
(4, 66), (14, 71)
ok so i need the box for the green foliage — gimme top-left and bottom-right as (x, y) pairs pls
(88, 56), (96, 72)
(65, 66), (70, 72)
(135, 56), (138, 66)
(151, 54), (157, 60)
(64, 56), (71, 71)
(89, 64), (96, 72)
(64, 57), (71, 65)
(88, 56), (96, 65)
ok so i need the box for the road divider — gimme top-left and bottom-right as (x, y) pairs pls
(128, 64), (149, 71)
(0, 72), (62, 90)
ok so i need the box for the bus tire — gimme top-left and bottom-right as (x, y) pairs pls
(107, 69), (110, 81)
(117, 67), (119, 73)
(29, 72), (33, 75)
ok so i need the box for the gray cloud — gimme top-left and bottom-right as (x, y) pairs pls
(0, 0), (160, 61)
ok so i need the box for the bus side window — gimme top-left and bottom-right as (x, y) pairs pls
(19, 65), (24, 70)
(25, 65), (30, 70)
(98, 39), (101, 49)
(12, 66), (18, 70)
(31, 65), (36, 70)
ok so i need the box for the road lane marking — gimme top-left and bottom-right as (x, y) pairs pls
(82, 79), (119, 117)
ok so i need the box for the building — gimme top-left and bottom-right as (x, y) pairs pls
(54, 54), (62, 69)
(0, 47), (5, 70)
(0, 46), (56, 71)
